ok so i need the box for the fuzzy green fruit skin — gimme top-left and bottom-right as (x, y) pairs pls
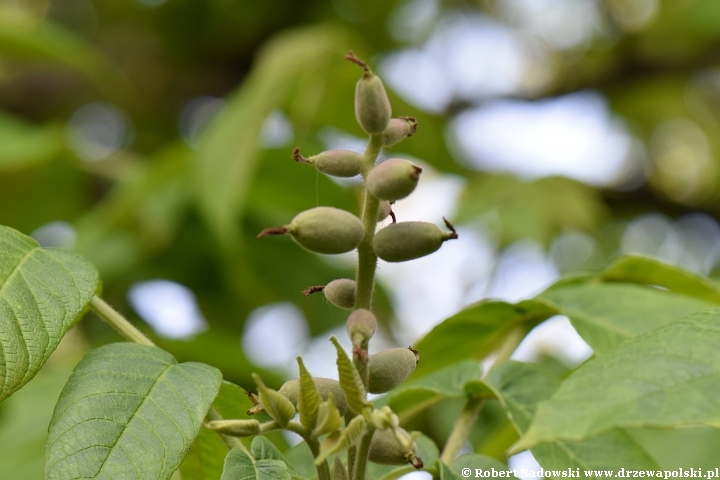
(377, 201), (392, 222)
(355, 73), (392, 134)
(368, 347), (418, 394)
(374, 221), (450, 262)
(366, 159), (422, 202)
(383, 117), (417, 147)
(324, 278), (356, 309)
(309, 149), (363, 178)
(290, 207), (364, 255)
(368, 428), (417, 465)
(278, 377), (349, 416)
(346, 308), (377, 345)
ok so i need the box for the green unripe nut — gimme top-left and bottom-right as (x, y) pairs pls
(278, 377), (349, 416)
(324, 278), (356, 309)
(377, 201), (393, 222)
(383, 116), (418, 147)
(374, 220), (457, 263)
(258, 207), (364, 255)
(368, 427), (417, 466)
(347, 51), (391, 134)
(368, 347), (419, 394)
(366, 159), (422, 202)
(293, 147), (362, 178)
(346, 308), (377, 346)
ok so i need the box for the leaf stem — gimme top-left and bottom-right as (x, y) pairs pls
(352, 428), (375, 480)
(90, 295), (155, 347)
(439, 397), (485, 465)
(491, 325), (528, 368)
(354, 133), (384, 311)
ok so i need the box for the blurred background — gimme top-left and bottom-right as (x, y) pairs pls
(2, 0), (720, 477)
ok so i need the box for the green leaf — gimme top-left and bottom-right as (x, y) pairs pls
(45, 343), (222, 479)
(0, 225), (99, 403)
(485, 361), (659, 470)
(180, 428), (227, 480)
(313, 394), (342, 437)
(253, 373), (296, 428)
(316, 415), (366, 465)
(514, 309), (720, 451)
(436, 454), (514, 480)
(251, 436), (306, 480)
(195, 24), (347, 249)
(296, 356), (321, 430)
(601, 254), (720, 304)
(540, 282), (714, 354)
(374, 360), (481, 422)
(221, 447), (292, 480)
(413, 300), (557, 377)
(454, 174), (607, 246)
(330, 336), (369, 414)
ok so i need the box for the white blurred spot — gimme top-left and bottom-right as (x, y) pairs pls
(128, 280), (208, 339)
(398, 472), (432, 480)
(512, 315), (593, 367)
(261, 110), (293, 148)
(31, 221), (77, 249)
(388, 0), (439, 43)
(486, 240), (559, 302)
(510, 450), (544, 480)
(282, 430), (303, 447)
(242, 302), (310, 374)
(66, 102), (133, 161)
(381, 48), (454, 113)
(178, 95), (225, 148)
(449, 91), (635, 186)
(606, 0), (658, 32)
(550, 231), (597, 273)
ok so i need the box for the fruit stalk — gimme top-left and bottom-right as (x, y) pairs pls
(439, 397), (485, 465)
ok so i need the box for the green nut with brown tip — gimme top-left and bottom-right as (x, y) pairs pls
(383, 117), (418, 147)
(293, 147), (362, 178)
(368, 347), (419, 394)
(366, 159), (422, 202)
(278, 377), (349, 416)
(258, 206), (364, 255)
(368, 427), (418, 466)
(347, 51), (391, 134)
(324, 278), (356, 309)
(346, 308), (377, 347)
(373, 220), (457, 263)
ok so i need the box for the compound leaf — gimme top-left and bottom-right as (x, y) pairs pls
(221, 447), (292, 480)
(45, 343), (222, 479)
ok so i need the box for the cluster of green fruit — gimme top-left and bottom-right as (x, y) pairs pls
(214, 52), (458, 478)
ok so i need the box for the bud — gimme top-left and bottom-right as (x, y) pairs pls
(368, 427), (418, 466)
(258, 206), (364, 255)
(324, 278), (356, 309)
(278, 377), (349, 416)
(292, 147), (362, 178)
(368, 347), (419, 394)
(366, 159), (422, 202)
(204, 419), (261, 437)
(347, 51), (391, 134)
(377, 201), (393, 222)
(373, 219), (457, 263)
(346, 309), (377, 347)
(383, 117), (418, 147)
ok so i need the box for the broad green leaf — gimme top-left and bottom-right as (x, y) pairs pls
(601, 254), (720, 304)
(195, 24), (347, 250)
(296, 356), (321, 429)
(0, 225), (99, 403)
(45, 343), (222, 479)
(221, 448), (292, 480)
(330, 336), (369, 414)
(0, 112), (63, 170)
(437, 454), (513, 480)
(214, 380), (257, 420)
(454, 174), (607, 246)
(624, 426), (720, 469)
(515, 309), (720, 450)
(413, 300), (557, 377)
(251, 436), (305, 480)
(375, 360), (481, 422)
(485, 361), (659, 470)
(540, 282), (714, 354)
(180, 428), (227, 480)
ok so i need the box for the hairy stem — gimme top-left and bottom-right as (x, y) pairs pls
(352, 428), (376, 480)
(439, 397), (485, 465)
(354, 133), (384, 311)
(286, 421), (331, 480)
(206, 406), (251, 455)
(90, 295), (155, 347)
